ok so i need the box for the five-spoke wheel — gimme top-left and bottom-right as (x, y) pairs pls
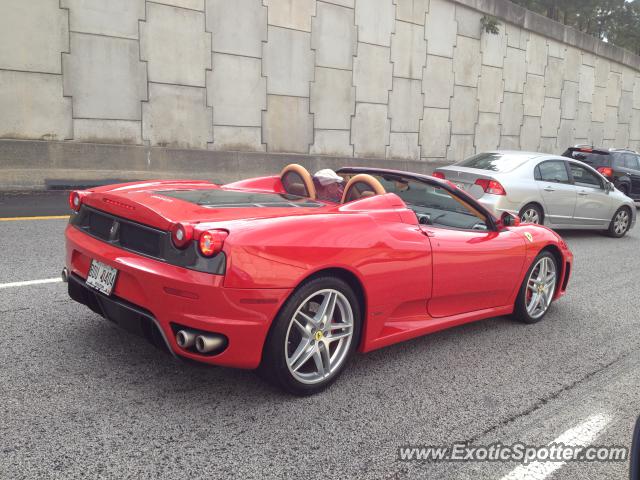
(259, 276), (361, 395)
(513, 251), (557, 324)
(285, 289), (354, 384)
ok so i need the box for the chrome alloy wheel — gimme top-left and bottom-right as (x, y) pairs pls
(521, 208), (540, 224)
(525, 256), (557, 320)
(613, 209), (630, 236)
(285, 289), (354, 385)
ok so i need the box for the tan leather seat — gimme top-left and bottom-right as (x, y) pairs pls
(341, 174), (386, 203)
(280, 164), (317, 199)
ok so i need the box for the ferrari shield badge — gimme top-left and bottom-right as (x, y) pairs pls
(524, 232), (533, 243)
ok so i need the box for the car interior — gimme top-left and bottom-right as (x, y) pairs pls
(279, 165), (490, 231)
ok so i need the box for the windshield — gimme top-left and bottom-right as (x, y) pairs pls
(361, 174), (489, 231)
(455, 152), (532, 172)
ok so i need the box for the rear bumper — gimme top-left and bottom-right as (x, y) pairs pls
(477, 194), (521, 218)
(65, 224), (292, 369)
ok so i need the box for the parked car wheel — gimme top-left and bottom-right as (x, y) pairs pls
(259, 276), (361, 396)
(512, 251), (557, 324)
(607, 207), (632, 238)
(519, 203), (544, 225)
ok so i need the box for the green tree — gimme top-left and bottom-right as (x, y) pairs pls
(509, 0), (639, 53)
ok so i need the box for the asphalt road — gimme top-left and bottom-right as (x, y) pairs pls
(1, 199), (639, 479)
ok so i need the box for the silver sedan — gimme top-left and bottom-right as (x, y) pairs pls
(434, 151), (637, 237)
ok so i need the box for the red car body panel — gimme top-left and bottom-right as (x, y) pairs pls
(65, 171), (573, 370)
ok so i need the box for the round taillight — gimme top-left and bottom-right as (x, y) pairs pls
(170, 223), (193, 249)
(198, 230), (228, 257)
(69, 191), (82, 212)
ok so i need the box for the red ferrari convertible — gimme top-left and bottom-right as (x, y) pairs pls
(64, 164), (573, 395)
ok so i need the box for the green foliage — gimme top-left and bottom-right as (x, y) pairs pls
(509, 0), (640, 55)
(481, 15), (501, 35)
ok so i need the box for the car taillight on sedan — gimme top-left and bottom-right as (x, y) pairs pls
(198, 230), (228, 257)
(170, 222), (193, 249)
(597, 166), (614, 178)
(474, 178), (507, 195)
(431, 171), (445, 179)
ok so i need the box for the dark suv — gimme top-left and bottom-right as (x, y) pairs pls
(562, 146), (640, 201)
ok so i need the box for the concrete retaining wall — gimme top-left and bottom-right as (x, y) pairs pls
(1, 0), (639, 188)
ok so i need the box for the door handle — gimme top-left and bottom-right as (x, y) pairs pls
(543, 186), (555, 192)
(578, 190), (588, 196)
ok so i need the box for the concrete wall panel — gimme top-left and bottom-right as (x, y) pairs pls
(262, 95), (313, 153)
(501, 92), (523, 136)
(425, 0), (457, 58)
(579, 65), (595, 103)
(526, 34), (548, 76)
(207, 0), (267, 58)
(453, 36), (481, 87)
(62, 0), (145, 39)
(481, 28), (508, 68)
(420, 107), (450, 157)
(477, 66), (503, 113)
(540, 97), (561, 137)
(312, 2), (356, 70)
(263, 27), (314, 97)
(211, 126), (264, 152)
(63, 34), (147, 120)
(503, 47), (526, 93)
(310, 130), (353, 156)
(355, 0), (395, 46)
(450, 86), (478, 135)
(455, 6), (482, 39)
(387, 132), (420, 159)
(520, 115), (540, 151)
(475, 112), (500, 152)
(395, 0), (428, 25)
(523, 74), (544, 117)
(352, 103), (390, 157)
(310, 67), (355, 130)
(0, 71), (72, 140)
(140, 3), (211, 87)
(264, 0), (316, 31)
(208, 53), (266, 127)
(391, 21), (426, 80)
(423, 55), (454, 109)
(142, 83), (212, 148)
(388, 78), (423, 132)
(545, 57), (564, 98)
(73, 119), (142, 145)
(0, 0), (68, 74)
(353, 43), (393, 103)
(447, 134), (474, 161)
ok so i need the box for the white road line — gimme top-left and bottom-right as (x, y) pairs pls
(500, 413), (612, 480)
(0, 278), (62, 289)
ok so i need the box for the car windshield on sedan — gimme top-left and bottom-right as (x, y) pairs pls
(455, 152), (534, 173)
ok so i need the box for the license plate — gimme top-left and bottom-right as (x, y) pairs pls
(86, 260), (118, 296)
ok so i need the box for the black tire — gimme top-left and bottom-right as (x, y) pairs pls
(606, 206), (632, 238)
(519, 203), (544, 225)
(258, 276), (362, 396)
(512, 251), (557, 324)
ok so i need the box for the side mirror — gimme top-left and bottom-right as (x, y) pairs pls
(606, 181), (614, 193)
(499, 211), (521, 228)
